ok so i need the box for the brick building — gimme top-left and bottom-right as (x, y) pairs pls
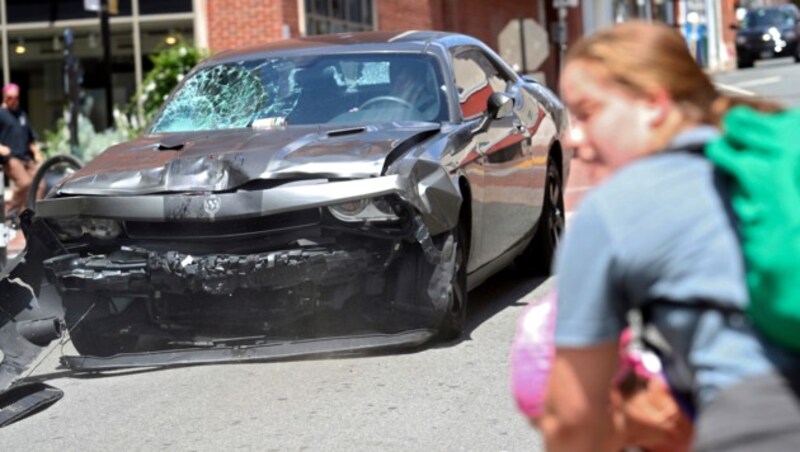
(197, 0), (579, 90)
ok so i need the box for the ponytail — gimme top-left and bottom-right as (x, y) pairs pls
(709, 95), (784, 127)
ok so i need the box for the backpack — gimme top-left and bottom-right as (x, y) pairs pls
(704, 105), (800, 351)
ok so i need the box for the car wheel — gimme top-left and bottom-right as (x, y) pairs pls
(515, 158), (564, 276)
(437, 224), (468, 341)
(64, 294), (140, 357)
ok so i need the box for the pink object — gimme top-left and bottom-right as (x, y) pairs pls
(614, 327), (665, 386)
(2, 83), (19, 96)
(510, 289), (558, 418)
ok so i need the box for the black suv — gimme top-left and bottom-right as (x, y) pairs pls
(734, 5), (800, 68)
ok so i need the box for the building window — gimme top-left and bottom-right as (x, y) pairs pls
(6, 0), (193, 24)
(305, 0), (374, 35)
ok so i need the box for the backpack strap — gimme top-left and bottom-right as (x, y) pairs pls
(664, 142), (706, 156)
(637, 298), (746, 417)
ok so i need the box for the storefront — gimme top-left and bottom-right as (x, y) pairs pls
(0, 0), (194, 136)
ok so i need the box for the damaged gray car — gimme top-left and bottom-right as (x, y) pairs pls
(0, 31), (567, 384)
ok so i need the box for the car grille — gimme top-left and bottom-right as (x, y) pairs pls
(123, 209), (321, 239)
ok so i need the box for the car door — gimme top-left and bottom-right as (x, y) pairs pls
(450, 47), (544, 270)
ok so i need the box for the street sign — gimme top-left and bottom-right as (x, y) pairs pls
(499, 18), (550, 72)
(84, 0), (118, 14)
(553, 0), (579, 8)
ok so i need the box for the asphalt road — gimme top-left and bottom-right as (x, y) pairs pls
(713, 57), (800, 106)
(3, 271), (552, 451)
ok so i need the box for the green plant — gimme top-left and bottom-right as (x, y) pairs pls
(134, 40), (207, 128)
(42, 40), (207, 163)
(42, 109), (131, 163)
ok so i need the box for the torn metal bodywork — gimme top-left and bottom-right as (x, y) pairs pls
(0, 30), (567, 385)
(0, 126), (463, 375)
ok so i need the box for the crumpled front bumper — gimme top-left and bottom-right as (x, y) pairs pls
(45, 246), (377, 296)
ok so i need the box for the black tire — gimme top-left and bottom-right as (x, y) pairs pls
(26, 154), (83, 211)
(515, 158), (565, 276)
(437, 224), (468, 341)
(64, 294), (140, 357)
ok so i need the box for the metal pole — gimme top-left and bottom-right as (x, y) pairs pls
(100, 0), (114, 129)
(1, 171), (6, 270)
(132, 0), (144, 125)
(557, 6), (568, 73)
(64, 29), (80, 155)
(519, 17), (528, 74)
(1, 0), (8, 86)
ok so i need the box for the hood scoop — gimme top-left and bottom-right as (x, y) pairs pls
(157, 137), (186, 151)
(326, 126), (366, 137)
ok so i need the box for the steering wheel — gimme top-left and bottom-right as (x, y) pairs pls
(359, 95), (414, 111)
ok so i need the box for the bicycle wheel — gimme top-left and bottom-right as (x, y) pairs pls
(26, 154), (83, 211)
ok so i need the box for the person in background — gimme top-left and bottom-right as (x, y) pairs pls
(0, 83), (41, 214)
(531, 21), (800, 451)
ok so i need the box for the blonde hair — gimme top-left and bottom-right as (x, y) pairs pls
(566, 21), (782, 125)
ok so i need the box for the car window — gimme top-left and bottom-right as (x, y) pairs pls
(149, 53), (448, 133)
(451, 48), (512, 119)
(743, 9), (795, 28)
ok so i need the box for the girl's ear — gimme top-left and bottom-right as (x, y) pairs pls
(644, 87), (672, 127)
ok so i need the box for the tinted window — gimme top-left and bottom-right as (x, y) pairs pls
(451, 49), (511, 119)
(743, 8), (795, 28)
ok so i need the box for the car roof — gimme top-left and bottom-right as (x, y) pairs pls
(205, 30), (483, 65)
(747, 4), (799, 14)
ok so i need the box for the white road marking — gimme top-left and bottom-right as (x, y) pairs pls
(735, 76), (782, 88)
(714, 82), (755, 97)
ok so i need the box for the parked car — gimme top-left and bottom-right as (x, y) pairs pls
(0, 31), (567, 379)
(734, 4), (800, 68)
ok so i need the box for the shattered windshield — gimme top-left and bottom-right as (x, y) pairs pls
(150, 53), (449, 133)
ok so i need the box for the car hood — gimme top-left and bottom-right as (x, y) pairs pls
(57, 122), (441, 196)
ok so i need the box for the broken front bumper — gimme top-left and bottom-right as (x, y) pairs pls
(1, 167), (461, 380)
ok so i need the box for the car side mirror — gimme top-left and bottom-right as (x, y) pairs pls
(487, 92), (514, 120)
(472, 92), (515, 134)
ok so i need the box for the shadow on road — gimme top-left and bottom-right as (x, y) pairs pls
(437, 269), (550, 347)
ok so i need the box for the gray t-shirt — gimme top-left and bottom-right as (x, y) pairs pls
(554, 126), (800, 406)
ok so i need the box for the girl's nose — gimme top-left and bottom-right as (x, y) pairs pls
(564, 123), (598, 164)
(563, 122), (585, 149)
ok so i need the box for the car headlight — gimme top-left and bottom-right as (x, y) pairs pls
(762, 33), (772, 41)
(48, 218), (122, 241)
(327, 197), (400, 222)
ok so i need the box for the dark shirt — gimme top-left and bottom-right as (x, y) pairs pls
(0, 107), (35, 161)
